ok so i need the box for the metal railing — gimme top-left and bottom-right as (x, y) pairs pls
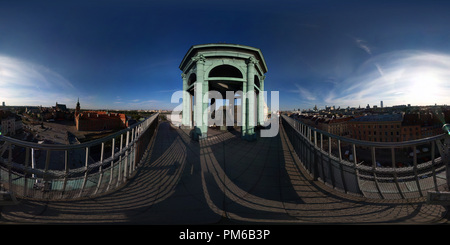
(282, 114), (449, 199)
(0, 113), (159, 200)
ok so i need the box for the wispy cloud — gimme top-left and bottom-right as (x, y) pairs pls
(291, 83), (316, 101)
(374, 63), (384, 77)
(0, 55), (77, 106)
(325, 50), (450, 107)
(353, 36), (385, 78)
(126, 99), (162, 109)
(355, 39), (372, 55)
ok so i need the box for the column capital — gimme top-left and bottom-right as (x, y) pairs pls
(181, 73), (187, 79)
(192, 54), (206, 64)
(246, 56), (259, 65)
(261, 75), (266, 81)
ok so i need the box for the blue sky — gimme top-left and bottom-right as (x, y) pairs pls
(1, 0), (450, 110)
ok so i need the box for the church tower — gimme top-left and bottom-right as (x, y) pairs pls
(75, 98), (80, 118)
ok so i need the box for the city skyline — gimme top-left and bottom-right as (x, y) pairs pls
(1, 0), (450, 110)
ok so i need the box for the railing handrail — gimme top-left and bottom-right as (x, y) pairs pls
(0, 113), (159, 150)
(0, 112), (160, 200)
(282, 114), (447, 148)
(281, 114), (449, 199)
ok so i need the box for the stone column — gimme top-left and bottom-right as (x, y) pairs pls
(192, 54), (207, 138)
(258, 75), (265, 125)
(189, 93), (194, 128)
(181, 73), (189, 127)
(242, 76), (247, 136)
(246, 56), (258, 139)
(203, 75), (209, 132)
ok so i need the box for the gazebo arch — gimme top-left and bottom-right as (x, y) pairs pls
(209, 64), (243, 78)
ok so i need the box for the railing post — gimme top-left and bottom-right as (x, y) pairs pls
(391, 147), (404, 199)
(7, 143), (12, 193)
(79, 146), (90, 197)
(124, 131), (130, 181)
(371, 147), (384, 199)
(309, 128), (312, 143)
(320, 133), (323, 150)
(131, 128), (136, 173)
(431, 142), (438, 191)
(117, 134), (124, 187)
(352, 143), (361, 194)
(94, 142), (105, 195)
(319, 133), (326, 181)
(313, 143), (319, 181)
(327, 137), (335, 187)
(314, 131), (317, 147)
(107, 137), (115, 191)
(23, 147), (30, 197)
(328, 137), (332, 155)
(31, 148), (36, 184)
(62, 150), (69, 197)
(43, 149), (51, 193)
(412, 145), (423, 197)
(337, 139), (348, 193)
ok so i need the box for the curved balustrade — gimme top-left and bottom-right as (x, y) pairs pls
(0, 113), (159, 200)
(1, 112), (446, 201)
(282, 114), (449, 199)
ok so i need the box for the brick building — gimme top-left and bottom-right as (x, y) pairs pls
(296, 107), (450, 143)
(349, 111), (447, 142)
(74, 99), (126, 131)
(325, 117), (354, 136)
(348, 114), (402, 142)
(295, 114), (354, 136)
(401, 112), (443, 141)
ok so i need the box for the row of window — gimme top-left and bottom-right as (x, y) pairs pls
(354, 130), (400, 136)
(350, 124), (400, 129)
(355, 136), (422, 142)
(366, 137), (400, 142)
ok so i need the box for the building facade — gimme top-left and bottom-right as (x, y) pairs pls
(0, 110), (22, 136)
(74, 99), (126, 131)
(295, 106), (450, 142)
(325, 117), (353, 136)
(348, 114), (403, 142)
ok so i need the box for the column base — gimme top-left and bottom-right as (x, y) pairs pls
(180, 125), (193, 130)
(242, 133), (257, 142)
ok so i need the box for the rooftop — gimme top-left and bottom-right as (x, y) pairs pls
(78, 111), (126, 121)
(350, 114), (403, 122)
(179, 43), (268, 73)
